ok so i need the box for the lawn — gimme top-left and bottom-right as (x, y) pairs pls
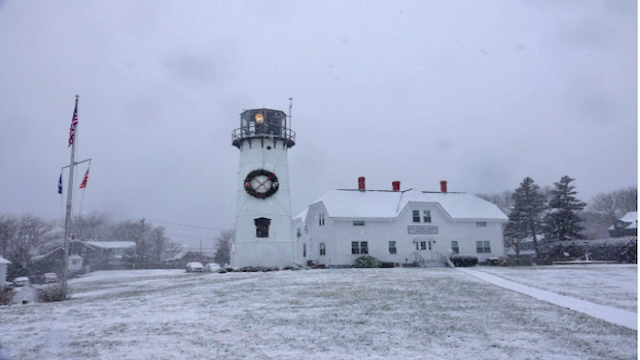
(0, 266), (636, 360)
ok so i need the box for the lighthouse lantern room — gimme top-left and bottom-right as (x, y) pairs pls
(231, 108), (296, 268)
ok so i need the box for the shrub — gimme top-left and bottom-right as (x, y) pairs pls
(354, 256), (381, 268)
(380, 262), (395, 268)
(0, 286), (13, 306)
(498, 257), (513, 266)
(449, 255), (478, 267)
(38, 283), (72, 302)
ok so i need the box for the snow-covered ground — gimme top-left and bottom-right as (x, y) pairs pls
(473, 264), (637, 312)
(0, 266), (636, 360)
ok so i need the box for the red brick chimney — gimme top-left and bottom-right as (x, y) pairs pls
(358, 177), (366, 191)
(440, 180), (447, 193)
(392, 181), (400, 191)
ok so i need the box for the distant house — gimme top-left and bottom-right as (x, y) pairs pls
(293, 179), (508, 267)
(609, 212), (637, 238)
(34, 240), (136, 272)
(0, 256), (10, 286)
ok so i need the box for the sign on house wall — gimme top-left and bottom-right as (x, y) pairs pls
(407, 225), (439, 234)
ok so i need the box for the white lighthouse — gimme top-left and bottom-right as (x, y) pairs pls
(230, 108), (296, 268)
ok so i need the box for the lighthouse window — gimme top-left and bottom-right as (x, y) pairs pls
(254, 217), (271, 238)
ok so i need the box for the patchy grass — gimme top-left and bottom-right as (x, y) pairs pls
(0, 268), (636, 360)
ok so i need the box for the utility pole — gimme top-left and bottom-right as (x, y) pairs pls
(138, 218), (145, 268)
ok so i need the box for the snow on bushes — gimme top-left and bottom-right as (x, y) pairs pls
(449, 255), (478, 267)
(354, 255), (381, 268)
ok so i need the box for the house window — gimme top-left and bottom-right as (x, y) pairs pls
(296, 228), (301, 237)
(319, 242), (326, 256)
(352, 241), (368, 255)
(476, 241), (491, 253)
(254, 217), (271, 238)
(303, 243), (307, 258)
(389, 241), (397, 254)
(353, 220), (365, 226)
(451, 241), (459, 254)
(423, 210), (431, 223)
(351, 242), (359, 254)
(476, 222), (487, 227)
(72, 259), (79, 265)
(420, 241), (427, 250)
(412, 210), (420, 223)
(318, 212), (325, 226)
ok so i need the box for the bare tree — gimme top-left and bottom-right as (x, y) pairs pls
(70, 212), (111, 241)
(17, 213), (55, 253)
(476, 190), (514, 215)
(214, 230), (234, 266)
(590, 186), (637, 222)
(148, 226), (181, 263)
(0, 214), (18, 258)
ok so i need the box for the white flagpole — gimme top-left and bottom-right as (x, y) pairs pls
(62, 95), (79, 290)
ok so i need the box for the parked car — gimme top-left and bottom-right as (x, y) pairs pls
(42, 273), (59, 284)
(186, 262), (204, 273)
(13, 277), (30, 287)
(203, 263), (221, 272)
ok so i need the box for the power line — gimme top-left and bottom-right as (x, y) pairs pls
(166, 233), (216, 240)
(144, 218), (228, 231)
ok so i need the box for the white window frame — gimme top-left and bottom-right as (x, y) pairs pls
(451, 241), (459, 254)
(388, 241), (397, 254)
(476, 241), (491, 253)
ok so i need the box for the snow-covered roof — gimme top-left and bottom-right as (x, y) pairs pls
(310, 189), (508, 221)
(0, 256), (10, 264)
(85, 241), (136, 249)
(608, 211), (638, 230)
(293, 209), (308, 222)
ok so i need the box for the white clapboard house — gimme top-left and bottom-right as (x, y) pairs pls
(293, 179), (508, 267)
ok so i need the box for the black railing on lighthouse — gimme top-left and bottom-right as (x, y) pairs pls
(232, 108), (296, 149)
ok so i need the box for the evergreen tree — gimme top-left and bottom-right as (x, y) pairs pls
(504, 177), (546, 260)
(213, 230), (234, 266)
(544, 176), (586, 241)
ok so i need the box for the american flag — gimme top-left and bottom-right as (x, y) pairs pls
(79, 169), (89, 189)
(68, 102), (78, 147)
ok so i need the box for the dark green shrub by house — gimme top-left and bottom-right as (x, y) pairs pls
(355, 256), (382, 268)
(449, 255), (478, 267)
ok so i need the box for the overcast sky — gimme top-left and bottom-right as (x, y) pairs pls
(0, 0), (636, 248)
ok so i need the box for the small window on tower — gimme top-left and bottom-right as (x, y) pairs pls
(254, 217), (271, 238)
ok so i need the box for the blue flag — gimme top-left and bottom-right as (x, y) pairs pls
(58, 174), (63, 194)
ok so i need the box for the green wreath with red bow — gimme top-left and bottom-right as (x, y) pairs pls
(244, 169), (279, 199)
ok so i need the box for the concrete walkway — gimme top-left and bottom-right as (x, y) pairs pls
(458, 268), (637, 331)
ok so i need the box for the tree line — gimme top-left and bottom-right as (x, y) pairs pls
(0, 212), (233, 276)
(477, 177), (637, 262)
